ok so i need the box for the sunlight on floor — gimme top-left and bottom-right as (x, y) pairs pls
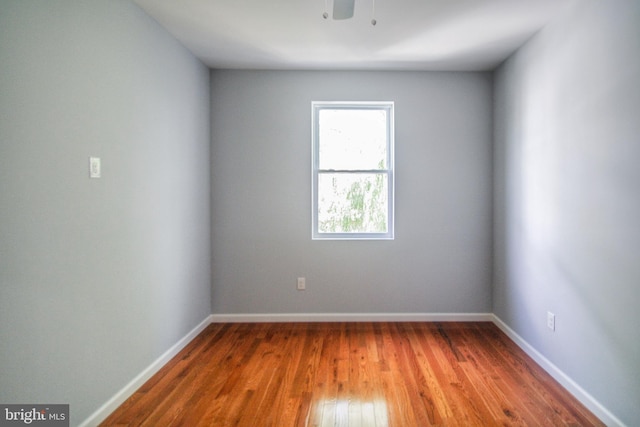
(311, 397), (389, 427)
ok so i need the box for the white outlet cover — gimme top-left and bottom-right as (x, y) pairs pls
(547, 312), (555, 331)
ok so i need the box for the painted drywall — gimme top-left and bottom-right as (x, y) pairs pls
(0, 1), (211, 424)
(493, 0), (640, 424)
(211, 70), (492, 315)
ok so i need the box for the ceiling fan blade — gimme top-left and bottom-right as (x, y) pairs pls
(333, 0), (355, 20)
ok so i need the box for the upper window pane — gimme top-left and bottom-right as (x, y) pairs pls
(318, 109), (388, 170)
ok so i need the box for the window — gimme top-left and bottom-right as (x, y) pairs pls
(312, 101), (394, 240)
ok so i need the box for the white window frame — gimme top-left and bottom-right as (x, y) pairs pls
(311, 101), (395, 240)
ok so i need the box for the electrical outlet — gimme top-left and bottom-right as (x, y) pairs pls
(547, 312), (556, 331)
(297, 277), (306, 290)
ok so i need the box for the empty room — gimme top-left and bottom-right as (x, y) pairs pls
(0, 0), (638, 425)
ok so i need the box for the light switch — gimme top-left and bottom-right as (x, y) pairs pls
(89, 157), (101, 178)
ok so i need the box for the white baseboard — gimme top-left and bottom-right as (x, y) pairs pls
(209, 312), (494, 323)
(78, 315), (213, 427)
(491, 314), (625, 427)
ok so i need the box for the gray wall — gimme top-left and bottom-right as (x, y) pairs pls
(0, 1), (211, 424)
(493, 0), (640, 424)
(211, 70), (493, 315)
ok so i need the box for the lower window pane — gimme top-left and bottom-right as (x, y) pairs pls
(318, 173), (388, 234)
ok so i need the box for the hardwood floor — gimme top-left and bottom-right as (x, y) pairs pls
(100, 322), (604, 426)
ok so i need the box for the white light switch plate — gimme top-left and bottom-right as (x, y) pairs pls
(89, 157), (101, 178)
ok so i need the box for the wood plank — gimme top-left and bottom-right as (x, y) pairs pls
(100, 322), (605, 427)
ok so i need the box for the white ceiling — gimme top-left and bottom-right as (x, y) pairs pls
(134, 0), (569, 71)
